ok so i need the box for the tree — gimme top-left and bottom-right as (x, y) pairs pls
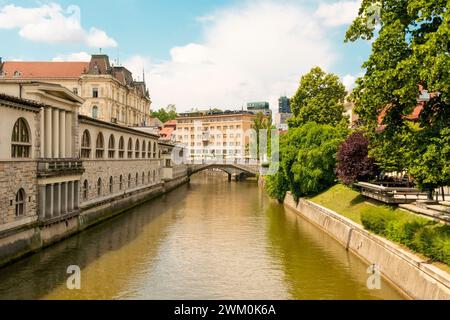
(336, 132), (379, 185)
(266, 122), (348, 200)
(151, 104), (177, 123)
(346, 0), (450, 197)
(288, 67), (347, 128)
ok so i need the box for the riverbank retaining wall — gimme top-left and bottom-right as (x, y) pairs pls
(0, 175), (189, 268)
(284, 192), (450, 300)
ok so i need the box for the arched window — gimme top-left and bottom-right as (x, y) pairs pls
(97, 178), (102, 196)
(136, 173), (139, 186)
(128, 173), (131, 188)
(118, 136), (125, 158)
(15, 188), (25, 216)
(153, 170), (156, 182)
(81, 130), (91, 159)
(142, 142), (146, 158)
(148, 171), (151, 183)
(92, 106), (98, 119)
(135, 139), (140, 158)
(119, 175), (123, 190)
(83, 180), (89, 200)
(142, 172), (145, 184)
(11, 118), (31, 158)
(127, 138), (133, 158)
(96, 133), (104, 158)
(108, 135), (115, 159)
(109, 176), (114, 193)
(153, 142), (157, 158)
(147, 141), (151, 158)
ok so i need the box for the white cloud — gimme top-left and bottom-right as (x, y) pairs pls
(0, 3), (117, 48)
(342, 74), (357, 91)
(315, 0), (361, 27)
(52, 51), (91, 62)
(125, 1), (337, 111)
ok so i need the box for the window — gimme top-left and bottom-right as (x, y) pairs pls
(148, 171), (151, 183)
(165, 159), (171, 167)
(93, 88), (99, 98)
(83, 180), (89, 200)
(142, 142), (146, 158)
(118, 137), (125, 158)
(135, 139), (140, 158)
(142, 172), (145, 184)
(73, 88), (78, 95)
(153, 170), (156, 182)
(96, 133), (104, 158)
(81, 130), (91, 158)
(92, 106), (98, 119)
(108, 135), (115, 159)
(15, 188), (25, 216)
(11, 118), (31, 158)
(136, 173), (139, 186)
(148, 141), (151, 158)
(127, 138), (133, 158)
(128, 173), (131, 188)
(109, 176), (114, 194)
(119, 175), (123, 190)
(97, 178), (102, 196)
(153, 142), (157, 158)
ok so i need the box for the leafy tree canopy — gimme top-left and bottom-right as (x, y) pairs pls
(289, 67), (347, 128)
(346, 0), (450, 192)
(151, 104), (177, 123)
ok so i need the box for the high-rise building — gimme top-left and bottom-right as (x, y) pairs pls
(278, 96), (291, 113)
(0, 54), (152, 127)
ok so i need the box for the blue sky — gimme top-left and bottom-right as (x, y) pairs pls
(0, 0), (371, 111)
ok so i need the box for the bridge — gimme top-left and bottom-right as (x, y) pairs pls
(187, 160), (261, 181)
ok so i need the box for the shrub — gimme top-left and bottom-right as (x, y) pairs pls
(360, 209), (396, 235)
(336, 132), (379, 185)
(361, 208), (450, 266)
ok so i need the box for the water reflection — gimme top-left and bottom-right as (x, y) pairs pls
(0, 172), (404, 300)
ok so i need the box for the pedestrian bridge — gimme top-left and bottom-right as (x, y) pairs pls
(187, 160), (261, 180)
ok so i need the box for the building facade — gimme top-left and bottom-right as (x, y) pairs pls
(0, 54), (152, 127)
(176, 111), (257, 160)
(0, 81), (187, 267)
(247, 101), (271, 116)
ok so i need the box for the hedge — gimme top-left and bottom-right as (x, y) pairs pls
(361, 209), (450, 266)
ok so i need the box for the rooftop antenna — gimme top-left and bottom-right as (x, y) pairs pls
(142, 68), (145, 84)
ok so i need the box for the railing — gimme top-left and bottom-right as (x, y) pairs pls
(37, 159), (84, 177)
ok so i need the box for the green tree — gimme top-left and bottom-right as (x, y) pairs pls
(151, 104), (177, 123)
(265, 122), (348, 200)
(252, 112), (272, 161)
(288, 67), (347, 128)
(345, 0), (450, 197)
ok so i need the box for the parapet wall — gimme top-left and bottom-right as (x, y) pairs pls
(284, 192), (450, 300)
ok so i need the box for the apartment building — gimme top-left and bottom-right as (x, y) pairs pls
(176, 111), (257, 160)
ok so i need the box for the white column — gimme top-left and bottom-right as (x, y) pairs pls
(45, 108), (52, 158)
(40, 108), (45, 158)
(52, 109), (60, 158)
(38, 185), (46, 220)
(65, 112), (72, 158)
(67, 181), (74, 212)
(59, 110), (66, 158)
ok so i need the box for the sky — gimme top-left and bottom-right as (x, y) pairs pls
(0, 0), (371, 112)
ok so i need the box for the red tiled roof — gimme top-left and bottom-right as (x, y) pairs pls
(160, 126), (175, 139)
(164, 120), (177, 126)
(0, 61), (89, 79)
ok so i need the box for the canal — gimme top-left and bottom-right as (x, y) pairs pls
(0, 173), (404, 300)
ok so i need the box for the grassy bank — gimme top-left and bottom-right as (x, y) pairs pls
(308, 184), (450, 268)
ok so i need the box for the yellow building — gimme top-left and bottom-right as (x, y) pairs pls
(176, 111), (257, 160)
(0, 54), (151, 127)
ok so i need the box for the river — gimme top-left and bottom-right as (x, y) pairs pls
(0, 172), (404, 300)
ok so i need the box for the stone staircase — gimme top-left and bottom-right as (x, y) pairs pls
(399, 201), (450, 224)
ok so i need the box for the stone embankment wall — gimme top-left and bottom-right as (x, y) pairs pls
(284, 192), (450, 300)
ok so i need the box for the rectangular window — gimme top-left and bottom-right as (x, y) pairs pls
(73, 88), (78, 95)
(93, 88), (99, 98)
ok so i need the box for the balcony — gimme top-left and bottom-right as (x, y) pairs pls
(37, 159), (85, 178)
